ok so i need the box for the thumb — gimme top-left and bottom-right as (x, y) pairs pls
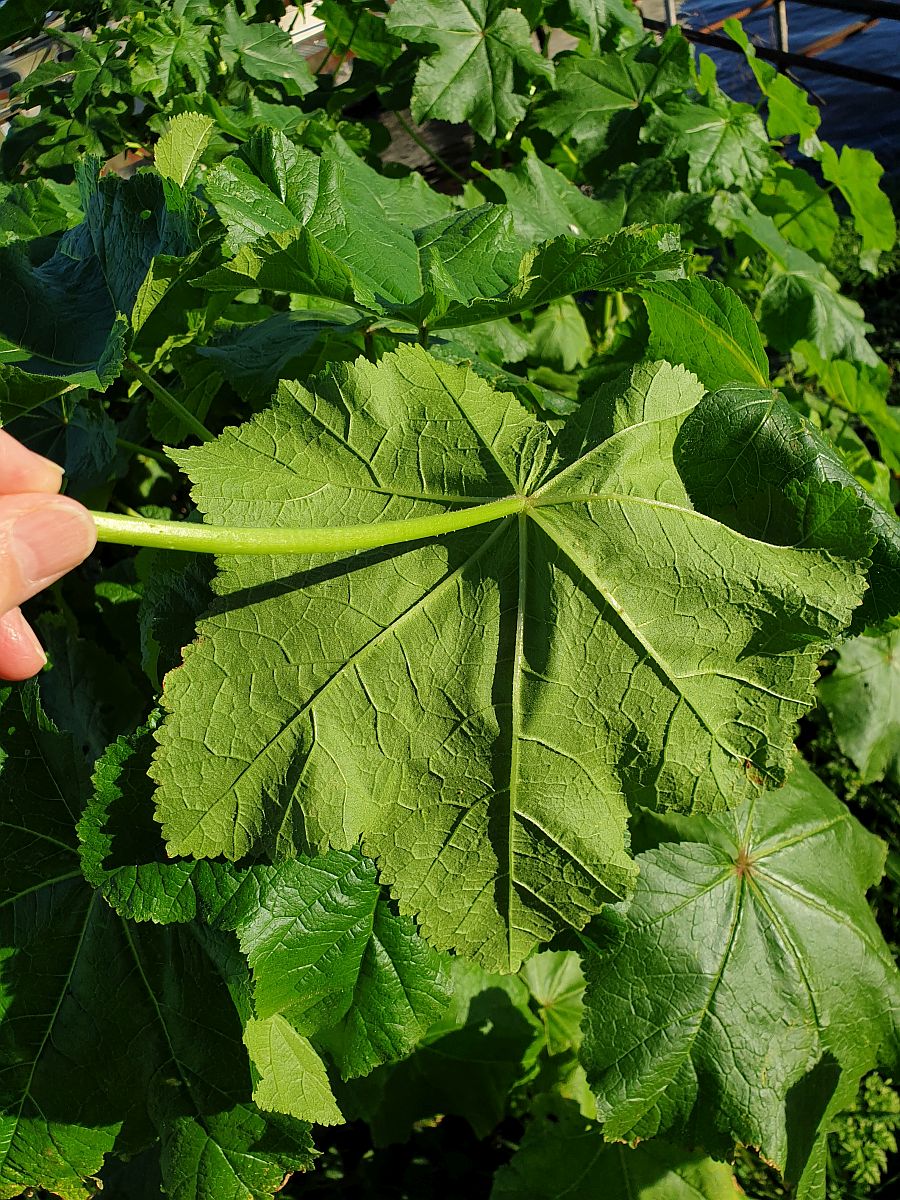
(0, 494), (97, 615)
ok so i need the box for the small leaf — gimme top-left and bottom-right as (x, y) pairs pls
(817, 144), (896, 270)
(154, 113), (216, 187)
(724, 18), (821, 151)
(820, 630), (900, 785)
(520, 950), (586, 1055)
(244, 1017), (343, 1126)
(529, 297), (593, 372)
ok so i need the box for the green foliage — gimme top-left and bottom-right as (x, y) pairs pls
(0, 4), (898, 1198)
(581, 759), (900, 1196)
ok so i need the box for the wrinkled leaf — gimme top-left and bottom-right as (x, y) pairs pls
(154, 349), (867, 970)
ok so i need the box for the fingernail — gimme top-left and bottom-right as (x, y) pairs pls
(11, 501), (97, 585)
(7, 608), (46, 666)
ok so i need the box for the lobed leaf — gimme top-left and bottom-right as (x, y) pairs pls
(152, 348), (868, 970)
(581, 758), (900, 1195)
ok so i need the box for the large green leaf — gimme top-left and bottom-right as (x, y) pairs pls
(220, 4), (316, 98)
(533, 32), (689, 162)
(80, 724), (450, 1082)
(492, 1101), (737, 1199)
(580, 759), (900, 1197)
(673, 384), (900, 632)
(0, 162), (194, 401)
(386, 0), (554, 140)
(819, 631), (900, 785)
(202, 129), (453, 305)
(0, 688), (315, 1200)
(645, 91), (771, 192)
(153, 348), (866, 971)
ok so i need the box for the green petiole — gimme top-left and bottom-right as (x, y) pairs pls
(90, 495), (527, 556)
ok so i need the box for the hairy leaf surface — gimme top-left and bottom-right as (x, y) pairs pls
(153, 348), (867, 970)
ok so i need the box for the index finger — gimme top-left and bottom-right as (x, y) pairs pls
(0, 431), (64, 495)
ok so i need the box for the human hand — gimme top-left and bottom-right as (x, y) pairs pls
(0, 431), (97, 681)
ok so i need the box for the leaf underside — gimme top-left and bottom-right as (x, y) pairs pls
(151, 347), (867, 971)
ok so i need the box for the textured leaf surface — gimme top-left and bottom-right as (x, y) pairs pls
(581, 759), (900, 1194)
(387, 0), (554, 139)
(160, 1107), (314, 1200)
(80, 724), (450, 1080)
(221, 5), (315, 98)
(674, 384), (899, 631)
(0, 689), (314, 1200)
(154, 113), (216, 187)
(492, 1102), (737, 1199)
(535, 36), (688, 161)
(203, 129), (452, 304)
(641, 277), (770, 390)
(819, 631), (900, 784)
(153, 348), (866, 970)
(0, 163), (192, 398)
(645, 93), (771, 192)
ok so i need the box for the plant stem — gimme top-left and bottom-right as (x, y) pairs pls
(126, 360), (214, 443)
(393, 110), (467, 186)
(91, 495), (526, 556)
(116, 437), (173, 465)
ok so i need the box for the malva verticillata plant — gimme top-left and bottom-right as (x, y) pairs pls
(1, 3), (900, 1199)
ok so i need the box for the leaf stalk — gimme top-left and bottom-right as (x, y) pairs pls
(90, 496), (527, 556)
(126, 360), (214, 443)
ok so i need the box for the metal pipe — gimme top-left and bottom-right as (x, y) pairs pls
(786, 0), (900, 18)
(641, 16), (900, 91)
(664, 0), (679, 27)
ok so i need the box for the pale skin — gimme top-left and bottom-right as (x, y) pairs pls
(0, 431), (97, 681)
